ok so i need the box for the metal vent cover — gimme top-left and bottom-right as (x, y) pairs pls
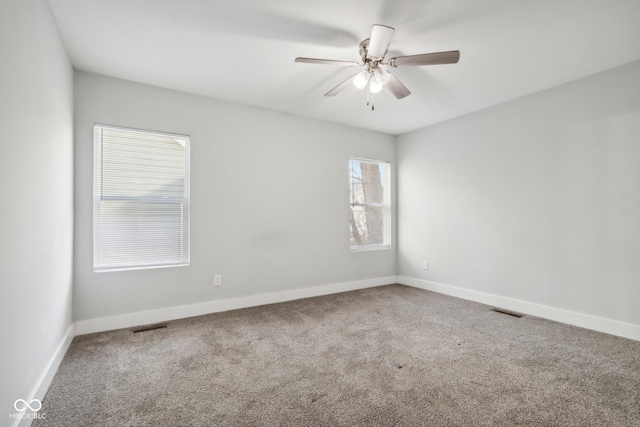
(491, 308), (523, 318)
(131, 323), (168, 333)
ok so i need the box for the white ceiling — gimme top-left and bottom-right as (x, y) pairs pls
(48, 0), (640, 135)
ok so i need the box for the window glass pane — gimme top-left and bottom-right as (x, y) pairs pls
(350, 160), (386, 205)
(100, 127), (187, 199)
(350, 205), (385, 246)
(95, 201), (188, 269)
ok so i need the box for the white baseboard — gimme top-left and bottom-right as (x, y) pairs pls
(398, 276), (640, 342)
(13, 323), (75, 427)
(75, 276), (398, 336)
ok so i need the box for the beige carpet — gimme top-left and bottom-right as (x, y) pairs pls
(35, 285), (639, 426)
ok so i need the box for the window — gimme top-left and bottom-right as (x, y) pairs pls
(349, 158), (390, 250)
(94, 125), (190, 271)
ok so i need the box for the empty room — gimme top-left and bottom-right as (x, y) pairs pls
(2, 0), (639, 426)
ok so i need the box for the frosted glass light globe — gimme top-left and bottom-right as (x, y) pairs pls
(372, 67), (390, 86)
(353, 70), (370, 89)
(369, 80), (383, 93)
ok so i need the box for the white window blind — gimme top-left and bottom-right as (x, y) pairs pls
(94, 125), (190, 271)
(349, 158), (390, 250)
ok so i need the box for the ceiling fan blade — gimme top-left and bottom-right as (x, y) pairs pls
(386, 73), (411, 99)
(324, 72), (360, 97)
(389, 50), (460, 67)
(295, 57), (360, 67)
(367, 25), (395, 60)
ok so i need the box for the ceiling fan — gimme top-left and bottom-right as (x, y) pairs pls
(295, 24), (460, 110)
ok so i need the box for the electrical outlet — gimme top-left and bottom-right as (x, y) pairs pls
(423, 261), (429, 270)
(213, 275), (222, 286)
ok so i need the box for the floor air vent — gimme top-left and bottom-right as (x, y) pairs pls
(132, 323), (168, 333)
(491, 308), (523, 318)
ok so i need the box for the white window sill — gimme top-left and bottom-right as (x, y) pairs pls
(350, 244), (391, 252)
(94, 262), (189, 273)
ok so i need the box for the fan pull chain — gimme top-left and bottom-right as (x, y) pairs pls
(365, 79), (375, 110)
(366, 80), (370, 106)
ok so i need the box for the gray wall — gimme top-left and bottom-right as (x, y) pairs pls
(0, 0), (74, 423)
(73, 71), (396, 322)
(397, 60), (640, 327)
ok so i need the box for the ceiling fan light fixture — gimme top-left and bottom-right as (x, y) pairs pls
(296, 24), (460, 107)
(353, 70), (370, 89)
(372, 67), (390, 86)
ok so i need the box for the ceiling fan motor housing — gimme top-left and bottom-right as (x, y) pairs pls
(359, 39), (385, 71)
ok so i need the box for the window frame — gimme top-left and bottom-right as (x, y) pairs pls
(349, 157), (391, 252)
(93, 123), (191, 272)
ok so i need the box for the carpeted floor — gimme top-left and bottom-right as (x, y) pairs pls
(35, 285), (639, 426)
